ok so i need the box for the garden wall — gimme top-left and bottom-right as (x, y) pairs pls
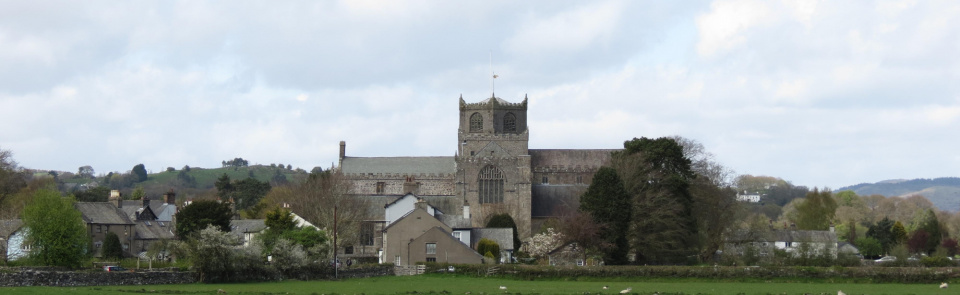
(0, 267), (195, 287)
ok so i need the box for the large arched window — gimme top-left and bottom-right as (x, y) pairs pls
(469, 112), (483, 132)
(503, 112), (516, 133)
(478, 166), (504, 204)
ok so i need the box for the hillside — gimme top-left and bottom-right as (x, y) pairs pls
(60, 165), (310, 200)
(836, 177), (960, 212)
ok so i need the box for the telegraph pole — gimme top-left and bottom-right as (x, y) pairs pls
(334, 205), (338, 279)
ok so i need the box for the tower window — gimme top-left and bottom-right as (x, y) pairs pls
(542, 176), (548, 184)
(504, 112), (516, 132)
(376, 182), (385, 194)
(469, 112), (483, 132)
(478, 166), (504, 204)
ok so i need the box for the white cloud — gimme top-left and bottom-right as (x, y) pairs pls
(504, 1), (623, 56)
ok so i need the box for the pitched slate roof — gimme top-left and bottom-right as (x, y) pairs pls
(340, 156), (455, 175)
(230, 219), (266, 235)
(438, 214), (471, 229)
(75, 202), (134, 225)
(774, 230), (837, 243)
(0, 219), (23, 239)
(134, 220), (175, 240)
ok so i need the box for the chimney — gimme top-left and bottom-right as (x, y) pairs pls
(110, 190), (122, 208)
(142, 196), (150, 208)
(463, 200), (471, 220)
(415, 198), (428, 211)
(338, 141), (346, 168)
(829, 223), (835, 233)
(164, 190), (176, 205)
(403, 177), (419, 195)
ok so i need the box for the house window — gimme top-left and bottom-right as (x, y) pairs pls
(361, 223), (375, 246)
(95, 241), (102, 248)
(469, 112), (483, 132)
(345, 246), (354, 254)
(96, 225), (102, 233)
(503, 112), (516, 132)
(426, 243), (437, 254)
(452, 231), (461, 241)
(375, 182), (385, 194)
(577, 259), (585, 266)
(426, 257), (437, 262)
(478, 166), (504, 204)
(123, 243), (128, 250)
(395, 255), (401, 265)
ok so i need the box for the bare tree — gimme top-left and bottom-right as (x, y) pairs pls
(0, 148), (27, 218)
(264, 170), (370, 251)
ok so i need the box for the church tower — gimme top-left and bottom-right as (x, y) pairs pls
(455, 95), (533, 238)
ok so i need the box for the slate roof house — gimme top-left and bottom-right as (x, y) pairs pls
(723, 228), (839, 259)
(382, 199), (484, 265)
(0, 219), (27, 262)
(75, 199), (136, 258)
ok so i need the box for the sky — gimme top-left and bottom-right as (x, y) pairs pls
(1, 0), (958, 189)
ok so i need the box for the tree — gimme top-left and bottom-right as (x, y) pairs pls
(794, 188), (837, 230)
(917, 209), (942, 254)
(232, 178), (271, 210)
(132, 164), (148, 182)
(614, 137), (697, 264)
(131, 185), (146, 201)
(907, 229), (930, 254)
(867, 218), (896, 254)
(486, 213), (521, 254)
(891, 221), (908, 246)
(558, 210), (606, 264)
(263, 170), (369, 249)
(215, 174), (233, 200)
(175, 200), (234, 238)
(102, 231), (123, 260)
(22, 189), (89, 268)
(855, 237), (882, 259)
(78, 165), (95, 178)
(261, 208), (297, 250)
(579, 166), (630, 265)
(522, 227), (564, 259)
(0, 148), (27, 215)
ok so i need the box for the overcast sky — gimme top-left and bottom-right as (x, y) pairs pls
(1, 1), (958, 189)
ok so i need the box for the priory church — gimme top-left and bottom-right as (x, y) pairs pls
(337, 95), (615, 243)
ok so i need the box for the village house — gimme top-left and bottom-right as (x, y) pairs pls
(0, 219), (27, 263)
(382, 199), (484, 265)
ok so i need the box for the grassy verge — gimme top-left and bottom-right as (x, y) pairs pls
(2, 274), (954, 295)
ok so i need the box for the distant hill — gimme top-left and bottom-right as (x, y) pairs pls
(836, 177), (960, 212)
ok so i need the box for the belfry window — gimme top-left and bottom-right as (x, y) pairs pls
(469, 112), (483, 132)
(478, 166), (504, 204)
(503, 112), (516, 132)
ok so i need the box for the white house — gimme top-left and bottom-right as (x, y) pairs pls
(0, 220), (28, 262)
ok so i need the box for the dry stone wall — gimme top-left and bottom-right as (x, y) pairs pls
(0, 267), (195, 287)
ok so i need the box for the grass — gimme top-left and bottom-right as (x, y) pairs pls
(1, 274), (953, 295)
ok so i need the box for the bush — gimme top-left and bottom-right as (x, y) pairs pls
(919, 256), (954, 267)
(477, 238), (501, 262)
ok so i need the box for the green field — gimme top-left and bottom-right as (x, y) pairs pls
(1, 275), (953, 295)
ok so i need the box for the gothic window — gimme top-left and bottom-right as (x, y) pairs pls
(360, 222), (375, 246)
(503, 112), (516, 132)
(478, 166), (504, 204)
(469, 112), (483, 132)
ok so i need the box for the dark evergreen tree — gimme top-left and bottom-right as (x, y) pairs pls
(919, 209), (942, 254)
(867, 217), (895, 254)
(174, 200), (233, 238)
(232, 178), (271, 210)
(102, 231), (123, 260)
(132, 164), (148, 182)
(615, 137), (697, 264)
(214, 173), (233, 200)
(579, 166), (630, 265)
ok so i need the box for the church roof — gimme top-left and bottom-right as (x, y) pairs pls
(481, 96), (511, 104)
(340, 156), (455, 175)
(529, 149), (616, 168)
